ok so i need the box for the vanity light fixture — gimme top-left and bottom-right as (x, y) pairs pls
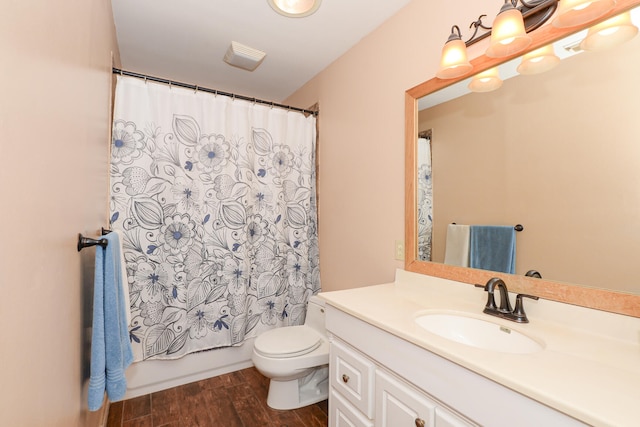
(468, 67), (504, 92)
(267, 0), (321, 17)
(552, 0), (616, 28)
(485, 1), (532, 57)
(580, 11), (638, 50)
(436, 26), (474, 79)
(516, 44), (561, 74)
(435, 0), (559, 79)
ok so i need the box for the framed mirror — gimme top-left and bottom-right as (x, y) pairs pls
(405, 0), (640, 317)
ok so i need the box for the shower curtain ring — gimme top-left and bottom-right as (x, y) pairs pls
(194, 85), (198, 94)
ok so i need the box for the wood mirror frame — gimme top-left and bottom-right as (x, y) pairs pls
(405, 0), (640, 318)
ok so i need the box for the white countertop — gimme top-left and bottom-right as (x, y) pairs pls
(319, 269), (640, 427)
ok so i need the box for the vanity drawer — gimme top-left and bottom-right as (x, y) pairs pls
(330, 389), (374, 427)
(330, 338), (376, 418)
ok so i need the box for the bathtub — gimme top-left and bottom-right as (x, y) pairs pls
(123, 337), (255, 399)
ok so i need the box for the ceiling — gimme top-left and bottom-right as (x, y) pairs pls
(111, 0), (412, 103)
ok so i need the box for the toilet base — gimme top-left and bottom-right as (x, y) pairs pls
(266, 366), (329, 410)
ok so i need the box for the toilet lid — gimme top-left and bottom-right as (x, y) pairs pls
(254, 325), (322, 358)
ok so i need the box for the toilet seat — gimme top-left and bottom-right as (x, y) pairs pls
(254, 325), (322, 358)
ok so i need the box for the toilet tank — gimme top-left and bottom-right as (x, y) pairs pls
(304, 295), (326, 334)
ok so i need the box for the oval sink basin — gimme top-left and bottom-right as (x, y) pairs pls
(414, 312), (544, 354)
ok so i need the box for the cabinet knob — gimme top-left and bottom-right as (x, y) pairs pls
(342, 374), (349, 383)
(415, 418), (425, 427)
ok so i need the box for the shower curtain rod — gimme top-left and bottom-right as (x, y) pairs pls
(112, 68), (318, 116)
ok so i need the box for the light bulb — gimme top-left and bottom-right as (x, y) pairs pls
(552, 0), (616, 28)
(436, 26), (473, 79)
(486, 2), (532, 58)
(268, 0), (321, 17)
(580, 11), (638, 50)
(468, 67), (503, 92)
(517, 44), (561, 74)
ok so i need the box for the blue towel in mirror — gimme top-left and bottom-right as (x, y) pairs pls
(469, 225), (516, 274)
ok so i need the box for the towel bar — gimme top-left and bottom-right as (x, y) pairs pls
(77, 233), (108, 252)
(451, 223), (524, 232)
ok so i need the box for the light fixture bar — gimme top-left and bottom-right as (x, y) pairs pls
(436, 0), (559, 79)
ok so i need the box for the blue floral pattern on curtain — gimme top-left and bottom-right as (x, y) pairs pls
(109, 76), (320, 361)
(417, 134), (433, 261)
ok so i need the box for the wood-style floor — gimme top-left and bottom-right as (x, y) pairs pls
(106, 367), (328, 427)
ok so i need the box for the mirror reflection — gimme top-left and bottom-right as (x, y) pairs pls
(416, 8), (640, 295)
(417, 130), (433, 262)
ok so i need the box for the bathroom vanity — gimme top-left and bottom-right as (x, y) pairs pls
(320, 269), (640, 427)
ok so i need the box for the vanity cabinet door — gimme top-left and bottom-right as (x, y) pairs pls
(331, 339), (376, 418)
(330, 389), (374, 427)
(375, 370), (436, 427)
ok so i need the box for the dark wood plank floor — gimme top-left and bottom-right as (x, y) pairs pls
(106, 366), (328, 427)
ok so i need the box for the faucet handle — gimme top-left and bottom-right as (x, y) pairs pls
(512, 294), (539, 323)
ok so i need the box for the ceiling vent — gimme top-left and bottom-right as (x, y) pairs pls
(223, 41), (266, 71)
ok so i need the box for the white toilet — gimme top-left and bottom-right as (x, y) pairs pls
(252, 295), (329, 410)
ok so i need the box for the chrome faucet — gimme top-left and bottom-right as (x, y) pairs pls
(481, 277), (539, 323)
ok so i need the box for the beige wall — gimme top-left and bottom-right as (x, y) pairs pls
(420, 34), (640, 293)
(285, 0), (496, 291)
(0, 1), (119, 425)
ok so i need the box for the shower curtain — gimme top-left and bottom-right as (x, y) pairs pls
(417, 136), (433, 261)
(109, 76), (320, 361)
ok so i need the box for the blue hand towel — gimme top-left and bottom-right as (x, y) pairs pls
(469, 225), (516, 274)
(88, 232), (133, 411)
